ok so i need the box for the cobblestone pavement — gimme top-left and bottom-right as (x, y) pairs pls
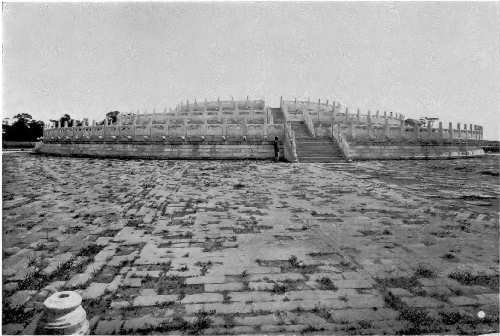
(3, 152), (499, 335)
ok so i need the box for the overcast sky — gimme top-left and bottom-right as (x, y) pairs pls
(3, 2), (499, 139)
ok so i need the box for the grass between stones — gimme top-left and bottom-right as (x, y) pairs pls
(376, 267), (499, 335)
(448, 271), (499, 291)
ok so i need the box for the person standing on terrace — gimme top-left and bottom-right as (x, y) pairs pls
(273, 136), (280, 162)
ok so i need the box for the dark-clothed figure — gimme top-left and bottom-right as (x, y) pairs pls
(273, 136), (280, 162)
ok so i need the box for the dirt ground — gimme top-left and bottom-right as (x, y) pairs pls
(2, 152), (499, 335)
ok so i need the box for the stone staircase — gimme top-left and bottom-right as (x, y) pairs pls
(291, 121), (346, 163)
(270, 107), (285, 124)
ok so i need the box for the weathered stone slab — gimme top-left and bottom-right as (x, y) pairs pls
(181, 293), (223, 304)
(248, 281), (275, 291)
(185, 275), (226, 285)
(66, 273), (91, 289)
(248, 273), (305, 282)
(388, 287), (413, 297)
(133, 295), (178, 307)
(82, 282), (108, 300)
(448, 296), (479, 306)
(7, 290), (37, 308)
(94, 319), (123, 335)
(401, 296), (445, 308)
(205, 282), (244, 292)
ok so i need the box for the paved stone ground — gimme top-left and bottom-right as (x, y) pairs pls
(2, 152), (499, 335)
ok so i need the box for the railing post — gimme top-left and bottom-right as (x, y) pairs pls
(438, 121), (443, 142)
(331, 102), (336, 129)
(367, 110), (372, 138)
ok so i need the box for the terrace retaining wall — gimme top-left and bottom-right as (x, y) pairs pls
(345, 144), (485, 160)
(34, 142), (282, 160)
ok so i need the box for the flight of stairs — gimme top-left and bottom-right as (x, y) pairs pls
(291, 121), (346, 163)
(270, 108), (285, 124)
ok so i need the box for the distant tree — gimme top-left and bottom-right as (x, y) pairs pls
(3, 113), (44, 141)
(405, 118), (426, 127)
(106, 111), (120, 124)
(49, 119), (59, 128)
(28, 119), (44, 139)
(59, 114), (71, 127)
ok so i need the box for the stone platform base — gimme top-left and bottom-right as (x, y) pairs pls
(34, 142), (280, 160)
(347, 144), (485, 160)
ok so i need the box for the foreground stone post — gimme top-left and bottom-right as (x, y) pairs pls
(38, 291), (89, 335)
(399, 118), (404, 137)
(448, 122), (453, 140)
(427, 120), (432, 140)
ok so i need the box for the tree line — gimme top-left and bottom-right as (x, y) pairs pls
(3, 113), (78, 142)
(3, 112), (122, 142)
(3, 114), (44, 142)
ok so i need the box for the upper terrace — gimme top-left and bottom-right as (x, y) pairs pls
(43, 96), (484, 143)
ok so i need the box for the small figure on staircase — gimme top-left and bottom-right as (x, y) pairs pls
(274, 136), (280, 162)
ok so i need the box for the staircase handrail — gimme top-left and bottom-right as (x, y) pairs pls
(331, 122), (352, 161)
(283, 121), (298, 162)
(303, 110), (316, 137)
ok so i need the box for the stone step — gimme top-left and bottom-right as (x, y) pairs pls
(299, 156), (345, 162)
(295, 138), (331, 142)
(296, 147), (343, 152)
(297, 152), (341, 156)
(297, 153), (344, 157)
(296, 145), (339, 150)
(292, 124), (345, 162)
(296, 143), (336, 148)
(296, 149), (337, 152)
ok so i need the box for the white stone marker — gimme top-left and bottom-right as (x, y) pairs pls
(40, 291), (89, 335)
